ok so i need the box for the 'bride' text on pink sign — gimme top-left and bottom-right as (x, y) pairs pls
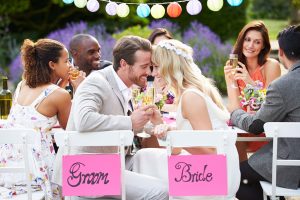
(168, 155), (227, 196)
(62, 154), (121, 196)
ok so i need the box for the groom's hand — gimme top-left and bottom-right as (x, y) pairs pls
(131, 105), (155, 131)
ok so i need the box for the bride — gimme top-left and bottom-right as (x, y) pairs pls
(133, 39), (240, 199)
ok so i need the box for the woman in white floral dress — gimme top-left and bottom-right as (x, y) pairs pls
(0, 38), (84, 199)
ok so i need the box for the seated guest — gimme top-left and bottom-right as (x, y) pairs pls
(228, 25), (300, 200)
(133, 39), (240, 200)
(52, 36), (168, 200)
(0, 38), (84, 199)
(69, 33), (112, 76)
(224, 20), (281, 161)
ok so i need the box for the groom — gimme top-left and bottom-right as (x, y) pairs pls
(229, 25), (300, 200)
(53, 35), (167, 200)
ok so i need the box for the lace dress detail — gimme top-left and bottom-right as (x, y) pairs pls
(0, 82), (59, 199)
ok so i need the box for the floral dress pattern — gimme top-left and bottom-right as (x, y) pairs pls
(0, 82), (59, 199)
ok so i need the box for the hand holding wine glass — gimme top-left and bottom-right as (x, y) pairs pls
(229, 54), (239, 88)
(132, 86), (156, 138)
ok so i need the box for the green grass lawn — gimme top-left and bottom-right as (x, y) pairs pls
(255, 19), (289, 40)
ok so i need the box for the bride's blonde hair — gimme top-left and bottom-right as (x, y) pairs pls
(152, 39), (225, 110)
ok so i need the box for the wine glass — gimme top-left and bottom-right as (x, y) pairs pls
(136, 87), (155, 138)
(69, 66), (80, 81)
(229, 54), (239, 88)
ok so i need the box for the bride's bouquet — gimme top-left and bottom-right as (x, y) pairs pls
(239, 81), (266, 112)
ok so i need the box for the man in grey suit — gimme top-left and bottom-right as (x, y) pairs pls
(229, 25), (300, 200)
(52, 36), (168, 200)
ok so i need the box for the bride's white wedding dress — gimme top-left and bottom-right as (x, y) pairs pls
(132, 88), (240, 200)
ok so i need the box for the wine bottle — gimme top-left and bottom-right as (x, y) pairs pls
(0, 76), (12, 119)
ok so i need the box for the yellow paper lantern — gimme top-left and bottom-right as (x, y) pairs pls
(117, 3), (130, 18)
(207, 0), (223, 11)
(74, 0), (87, 8)
(151, 4), (165, 19)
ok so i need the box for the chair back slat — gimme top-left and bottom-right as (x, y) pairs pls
(167, 130), (237, 154)
(54, 130), (133, 147)
(0, 129), (37, 144)
(54, 130), (134, 200)
(166, 130), (237, 199)
(0, 128), (39, 200)
(262, 122), (300, 200)
(264, 122), (300, 138)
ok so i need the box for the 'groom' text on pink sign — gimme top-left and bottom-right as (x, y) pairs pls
(168, 155), (227, 196)
(62, 154), (121, 196)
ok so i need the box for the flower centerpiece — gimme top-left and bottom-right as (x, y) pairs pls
(239, 81), (266, 112)
(155, 90), (175, 110)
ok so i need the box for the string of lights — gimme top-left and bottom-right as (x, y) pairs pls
(62, 0), (243, 18)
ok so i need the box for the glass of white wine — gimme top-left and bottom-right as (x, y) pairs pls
(229, 53), (239, 88)
(136, 87), (155, 138)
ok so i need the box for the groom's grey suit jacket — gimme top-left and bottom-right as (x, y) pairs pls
(231, 61), (300, 189)
(52, 66), (132, 185)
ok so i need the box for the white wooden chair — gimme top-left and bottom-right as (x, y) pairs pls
(54, 130), (134, 200)
(0, 128), (44, 200)
(166, 130), (237, 200)
(260, 122), (300, 200)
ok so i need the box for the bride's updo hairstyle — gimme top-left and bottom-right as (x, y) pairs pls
(21, 38), (65, 88)
(152, 39), (225, 110)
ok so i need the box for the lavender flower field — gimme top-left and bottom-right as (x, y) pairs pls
(9, 19), (232, 94)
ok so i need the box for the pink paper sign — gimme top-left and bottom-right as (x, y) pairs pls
(62, 154), (121, 196)
(168, 155), (227, 196)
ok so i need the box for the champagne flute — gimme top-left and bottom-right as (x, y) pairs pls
(229, 54), (239, 88)
(136, 87), (155, 138)
(131, 88), (141, 109)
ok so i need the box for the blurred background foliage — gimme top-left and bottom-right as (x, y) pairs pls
(0, 0), (299, 94)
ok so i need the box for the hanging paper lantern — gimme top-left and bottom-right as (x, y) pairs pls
(117, 3), (130, 18)
(207, 0), (223, 11)
(74, 0), (87, 8)
(227, 0), (243, 6)
(151, 4), (165, 19)
(87, 0), (99, 12)
(106, 2), (118, 16)
(167, 2), (182, 18)
(186, 0), (202, 15)
(137, 4), (150, 18)
(63, 0), (74, 4)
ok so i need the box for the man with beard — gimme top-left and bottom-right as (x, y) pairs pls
(52, 36), (168, 200)
(69, 34), (112, 76)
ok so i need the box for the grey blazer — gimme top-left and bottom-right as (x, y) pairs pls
(52, 66), (132, 185)
(231, 61), (300, 189)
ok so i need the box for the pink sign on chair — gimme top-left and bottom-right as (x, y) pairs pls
(62, 154), (121, 196)
(168, 155), (227, 196)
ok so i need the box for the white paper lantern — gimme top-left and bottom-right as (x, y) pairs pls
(87, 0), (99, 12)
(186, 0), (202, 15)
(74, 0), (87, 8)
(106, 2), (118, 16)
(207, 0), (223, 11)
(117, 3), (130, 18)
(151, 4), (165, 19)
